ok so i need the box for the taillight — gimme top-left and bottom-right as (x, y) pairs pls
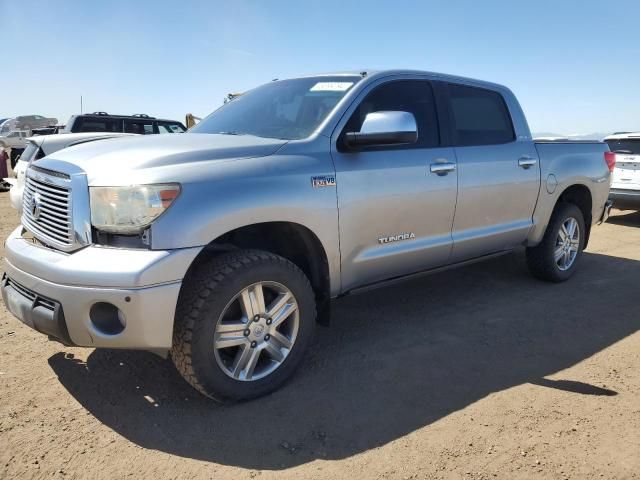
(604, 151), (616, 173)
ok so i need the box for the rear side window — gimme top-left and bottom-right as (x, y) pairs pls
(157, 121), (186, 133)
(124, 119), (156, 135)
(447, 84), (514, 146)
(341, 80), (440, 149)
(72, 117), (121, 133)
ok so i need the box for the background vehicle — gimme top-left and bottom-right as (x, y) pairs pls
(14, 115), (58, 131)
(604, 132), (640, 210)
(1, 70), (613, 402)
(31, 125), (66, 136)
(0, 130), (30, 167)
(0, 115), (58, 134)
(8, 132), (135, 212)
(63, 112), (186, 134)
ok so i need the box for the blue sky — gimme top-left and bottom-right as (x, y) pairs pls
(1, 0), (638, 134)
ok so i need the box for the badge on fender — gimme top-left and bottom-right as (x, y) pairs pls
(311, 175), (336, 188)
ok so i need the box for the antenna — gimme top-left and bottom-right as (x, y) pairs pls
(80, 95), (83, 114)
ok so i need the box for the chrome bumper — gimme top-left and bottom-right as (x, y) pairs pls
(2, 227), (202, 350)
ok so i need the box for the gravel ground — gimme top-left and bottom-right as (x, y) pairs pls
(0, 193), (639, 480)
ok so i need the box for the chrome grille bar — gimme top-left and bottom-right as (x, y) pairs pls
(22, 173), (73, 248)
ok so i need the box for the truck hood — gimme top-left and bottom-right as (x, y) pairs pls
(39, 133), (287, 184)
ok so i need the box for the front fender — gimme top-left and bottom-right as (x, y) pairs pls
(150, 138), (341, 295)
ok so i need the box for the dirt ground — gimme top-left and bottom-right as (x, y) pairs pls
(0, 193), (639, 480)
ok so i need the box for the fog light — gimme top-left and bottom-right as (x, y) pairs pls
(90, 302), (126, 335)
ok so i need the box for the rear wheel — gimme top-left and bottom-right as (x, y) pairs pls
(526, 203), (586, 282)
(171, 250), (316, 402)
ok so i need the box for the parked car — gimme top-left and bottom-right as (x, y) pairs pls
(1, 70), (613, 402)
(14, 115), (58, 131)
(0, 118), (14, 135)
(603, 132), (640, 210)
(30, 125), (66, 136)
(63, 112), (186, 134)
(0, 130), (30, 167)
(8, 132), (135, 212)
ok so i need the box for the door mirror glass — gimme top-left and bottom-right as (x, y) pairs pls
(344, 111), (418, 148)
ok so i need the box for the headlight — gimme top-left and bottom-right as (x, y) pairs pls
(89, 184), (180, 234)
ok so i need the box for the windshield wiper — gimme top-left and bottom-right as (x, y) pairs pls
(613, 149), (633, 154)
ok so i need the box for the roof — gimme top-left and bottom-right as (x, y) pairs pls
(603, 132), (640, 140)
(292, 69), (509, 91)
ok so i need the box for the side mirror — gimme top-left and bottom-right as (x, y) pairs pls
(344, 111), (418, 149)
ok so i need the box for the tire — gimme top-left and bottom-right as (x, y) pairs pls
(171, 249), (316, 402)
(526, 202), (586, 282)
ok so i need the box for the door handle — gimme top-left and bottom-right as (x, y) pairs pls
(430, 162), (456, 175)
(518, 156), (537, 169)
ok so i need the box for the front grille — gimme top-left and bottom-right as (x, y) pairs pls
(5, 276), (56, 312)
(22, 174), (73, 248)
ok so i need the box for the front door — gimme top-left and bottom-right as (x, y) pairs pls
(331, 78), (458, 291)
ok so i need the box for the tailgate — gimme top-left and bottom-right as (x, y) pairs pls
(612, 154), (640, 189)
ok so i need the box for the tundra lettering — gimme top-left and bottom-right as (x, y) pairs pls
(378, 232), (416, 244)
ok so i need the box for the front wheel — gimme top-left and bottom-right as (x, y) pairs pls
(526, 203), (586, 282)
(171, 250), (316, 402)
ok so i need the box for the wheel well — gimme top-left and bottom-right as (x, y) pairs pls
(186, 222), (331, 324)
(556, 184), (593, 247)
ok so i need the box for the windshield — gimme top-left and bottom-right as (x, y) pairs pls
(191, 76), (361, 140)
(606, 139), (640, 155)
(19, 142), (39, 163)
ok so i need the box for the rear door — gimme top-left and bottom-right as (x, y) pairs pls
(331, 78), (458, 291)
(444, 83), (540, 261)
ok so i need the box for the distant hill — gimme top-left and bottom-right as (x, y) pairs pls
(533, 132), (612, 141)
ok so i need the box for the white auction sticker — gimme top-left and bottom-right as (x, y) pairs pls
(310, 82), (354, 92)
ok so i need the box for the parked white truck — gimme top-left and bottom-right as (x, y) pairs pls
(2, 70), (613, 401)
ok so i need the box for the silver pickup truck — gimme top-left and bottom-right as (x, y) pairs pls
(2, 70), (613, 402)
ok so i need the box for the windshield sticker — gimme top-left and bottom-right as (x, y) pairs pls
(310, 82), (354, 92)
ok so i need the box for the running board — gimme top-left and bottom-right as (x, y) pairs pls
(343, 250), (513, 297)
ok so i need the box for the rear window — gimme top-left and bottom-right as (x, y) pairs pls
(605, 139), (640, 155)
(72, 117), (122, 133)
(448, 84), (515, 146)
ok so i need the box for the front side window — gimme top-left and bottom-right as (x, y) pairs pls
(341, 80), (439, 149)
(192, 76), (361, 140)
(447, 84), (515, 146)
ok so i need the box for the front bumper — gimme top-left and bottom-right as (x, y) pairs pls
(2, 226), (202, 350)
(609, 188), (640, 210)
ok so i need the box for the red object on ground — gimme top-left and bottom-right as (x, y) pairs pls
(0, 150), (8, 178)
